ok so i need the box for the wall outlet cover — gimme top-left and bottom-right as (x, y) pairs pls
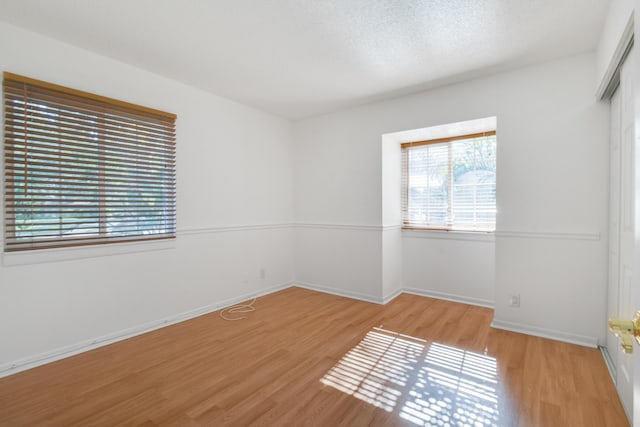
(509, 294), (520, 308)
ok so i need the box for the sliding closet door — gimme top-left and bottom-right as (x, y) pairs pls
(607, 46), (635, 422)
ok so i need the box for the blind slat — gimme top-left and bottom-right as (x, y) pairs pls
(5, 110), (175, 144)
(6, 235), (176, 252)
(6, 128), (175, 157)
(4, 166), (175, 185)
(4, 107), (175, 139)
(3, 97), (175, 132)
(4, 185), (175, 195)
(6, 139), (175, 164)
(7, 224), (176, 240)
(5, 152), (175, 174)
(6, 216), (175, 227)
(5, 176), (175, 188)
(6, 148), (174, 171)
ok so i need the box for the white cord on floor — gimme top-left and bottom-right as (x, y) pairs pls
(220, 297), (257, 321)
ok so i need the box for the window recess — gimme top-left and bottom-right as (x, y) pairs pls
(401, 131), (496, 232)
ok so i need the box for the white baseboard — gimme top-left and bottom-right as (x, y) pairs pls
(491, 318), (598, 348)
(0, 282), (293, 378)
(600, 345), (617, 386)
(1, 281), (601, 378)
(294, 282), (493, 309)
(402, 288), (494, 309)
(382, 288), (403, 304)
(293, 281), (383, 304)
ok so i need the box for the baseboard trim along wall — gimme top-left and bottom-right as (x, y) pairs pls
(599, 345), (617, 386)
(382, 288), (404, 304)
(402, 288), (494, 309)
(0, 282), (293, 379)
(294, 281), (384, 304)
(491, 319), (599, 348)
(1, 281), (599, 378)
(295, 281), (495, 310)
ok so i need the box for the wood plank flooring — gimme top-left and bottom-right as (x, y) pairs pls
(0, 287), (629, 426)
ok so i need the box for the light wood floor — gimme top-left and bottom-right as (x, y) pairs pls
(0, 287), (629, 426)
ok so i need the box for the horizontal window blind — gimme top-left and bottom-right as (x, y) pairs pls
(3, 72), (177, 251)
(401, 131), (496, 232)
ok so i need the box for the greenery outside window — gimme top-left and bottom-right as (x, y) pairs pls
(3, 72), (176, 251)
(401, 131), (496, 232)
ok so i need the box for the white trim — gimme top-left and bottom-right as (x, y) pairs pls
(600, 345), (617, 386)
(2, 238), (177, 266)
(491, 319), (598, 348)
(596, 14), (635, 100)
(495, 230), (601, 241)
(178, 223), (294, 235)
(293, 281), (384, 304)
(293, 223), (600, 242)
(295, 223), (382, 231)
(0, 282), (292, 378)
(298, 223), (493, 233)
(403, 288), (494, 308)
(294, 282), (494, 309)
(402, 229), (495, 242)
(2, 224), (295, 265)
(382, 288), (404, 304)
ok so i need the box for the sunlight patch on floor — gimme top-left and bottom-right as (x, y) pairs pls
(320, 327), (426, 412)
(321, 328), (500, 426)
(400, 342), (499, 426)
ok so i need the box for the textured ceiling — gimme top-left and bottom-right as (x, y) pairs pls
(0, 0), (610, 119)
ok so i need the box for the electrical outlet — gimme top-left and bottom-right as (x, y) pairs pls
(508, 294), (520, 308)
(260, 268), (266, 280)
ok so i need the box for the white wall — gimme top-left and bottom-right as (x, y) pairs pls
(381, 137), (402, 300)
(294, 225), (382, 301)
(0, 23), (295, 371)
(294, 52), (609, 345)
(403, 232), (495, 307)
(492, 55), (609, 346)
(381, 229), (402, 300)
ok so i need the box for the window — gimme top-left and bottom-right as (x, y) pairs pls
(3, 72), (176, 251)
(401, 131), (496, 232)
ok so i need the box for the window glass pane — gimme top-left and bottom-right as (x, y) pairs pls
(451, 136), (496, 230)
(12, 103), (102, 241)
(408, 143), (448, 227)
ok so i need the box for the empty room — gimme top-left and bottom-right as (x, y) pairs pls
(0, 0), (639, 426)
